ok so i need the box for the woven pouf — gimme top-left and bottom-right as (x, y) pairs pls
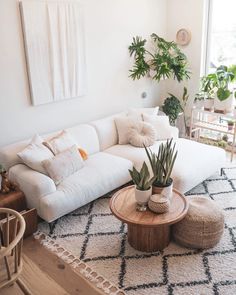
(172, 196), (224, 249)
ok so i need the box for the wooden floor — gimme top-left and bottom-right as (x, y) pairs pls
(1, 237), (104, 295)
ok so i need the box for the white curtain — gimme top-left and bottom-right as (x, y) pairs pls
(20, 1), (86, 105)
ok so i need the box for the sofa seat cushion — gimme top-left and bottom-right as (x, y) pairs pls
(105, 138), (226, 193)
(38, 152), (132, 222)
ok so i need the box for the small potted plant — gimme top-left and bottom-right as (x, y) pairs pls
(227, 120), (235, 131)
(145, 139), (177, 199)
(129, 162), (154, 211)
(200, 75), (214, 110)
(212, 66), (235, 113)
(162, 94), (183, 126)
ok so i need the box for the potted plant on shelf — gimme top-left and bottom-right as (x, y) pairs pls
(145, 139), (177, 199)
(200, 75), (215, 111)
(129, 162), (154, 211)
(128, 34), (190, 82)
(194, 93), (204, 109)
(227, 120), (235, 131)
(211, 65), (235, 113)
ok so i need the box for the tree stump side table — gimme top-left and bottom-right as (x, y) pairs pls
(110, 185), (188, 252)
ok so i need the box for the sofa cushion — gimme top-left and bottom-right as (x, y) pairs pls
(66, 124), (100, 155)
(105, 138), (226, 193)
(39, 152), (132, 222)
(90, 113), (126, 151)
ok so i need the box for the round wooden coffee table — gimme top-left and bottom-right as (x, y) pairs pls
(110, 185), (188, 252)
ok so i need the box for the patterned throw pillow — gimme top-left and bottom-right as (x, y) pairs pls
(44, 130), (88, 160)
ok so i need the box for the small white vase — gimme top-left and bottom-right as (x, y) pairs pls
(135, 186), (152, 206)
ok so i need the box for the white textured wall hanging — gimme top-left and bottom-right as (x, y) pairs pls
(20, 0), (86, 105)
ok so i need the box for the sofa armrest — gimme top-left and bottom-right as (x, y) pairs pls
(169, 126), (179, 139)
(8, 164), (56, 209)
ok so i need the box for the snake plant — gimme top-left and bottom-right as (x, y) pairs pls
(129, 162), (155, 191)
(145, 139), (178, 187)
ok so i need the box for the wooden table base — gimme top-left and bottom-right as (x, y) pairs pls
(127, 224), (170, 252)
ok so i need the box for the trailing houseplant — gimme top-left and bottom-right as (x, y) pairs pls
(129, 161), (155, 210)
(128, 34), (190, 82)
(145, 139), (178, 199)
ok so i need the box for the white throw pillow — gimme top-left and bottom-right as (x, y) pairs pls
(42, 145), (84, 185)
(142, 113), (172, 140)
(127, 107), (159, 120)
(114, 117), (139, 144)
(17, 134), (53, 174)
(128, 122), (156, 147)
(44, 130), (77, 155)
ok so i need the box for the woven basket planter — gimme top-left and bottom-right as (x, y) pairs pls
(172, 196), (224, 249)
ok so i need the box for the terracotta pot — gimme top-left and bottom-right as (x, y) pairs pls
(152, 179), (173, 200)
(135, 186), (152, 206)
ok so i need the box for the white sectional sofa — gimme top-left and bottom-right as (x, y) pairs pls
(0, 112), (226, 223)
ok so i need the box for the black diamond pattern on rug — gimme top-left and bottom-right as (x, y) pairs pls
(39, 168), (236, 295)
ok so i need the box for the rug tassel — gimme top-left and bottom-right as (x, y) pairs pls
(33, 231), (126, 295)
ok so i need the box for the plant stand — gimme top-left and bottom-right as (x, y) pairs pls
(189, 107), (236, 162)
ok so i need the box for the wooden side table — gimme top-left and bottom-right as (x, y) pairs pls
(110, 186), (188, 252)
(0, 190), (38, 238)
(0, 190), (27, 212)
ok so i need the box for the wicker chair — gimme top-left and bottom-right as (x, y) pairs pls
(0, 208), (27, 292)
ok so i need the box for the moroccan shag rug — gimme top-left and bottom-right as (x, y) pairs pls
(36, 167), (236, 295)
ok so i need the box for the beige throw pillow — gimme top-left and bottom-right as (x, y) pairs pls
(17, 134), (53, 174)
(44, 130), (77, 155)
(142, 114), (172, 140)
(42, 145), (84, 185)
(114, 117), (139, 144)
(128, 122), (156, 147)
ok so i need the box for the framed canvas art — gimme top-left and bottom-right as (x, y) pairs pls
(20, 0), (86, 105)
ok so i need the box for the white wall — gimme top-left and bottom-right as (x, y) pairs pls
(165, 0), (206, 112)
(0, 0), (167, 146)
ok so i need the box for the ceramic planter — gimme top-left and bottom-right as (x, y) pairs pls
(152, 179), (173, 200)
(214, 93), (233, 113)
(194, 100), (204, 109)
(204, 99), (214, 111)
(135, 186), (152, 206)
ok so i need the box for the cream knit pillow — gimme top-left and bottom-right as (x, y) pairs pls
(128, 122), (156, 147)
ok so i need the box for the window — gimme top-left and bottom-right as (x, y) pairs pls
(206, 0), (236, 73)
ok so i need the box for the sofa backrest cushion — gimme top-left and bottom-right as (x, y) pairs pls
(0, 124), (99, 170)
(66, 124), (100, 155)
(90, 113), (125, 151)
